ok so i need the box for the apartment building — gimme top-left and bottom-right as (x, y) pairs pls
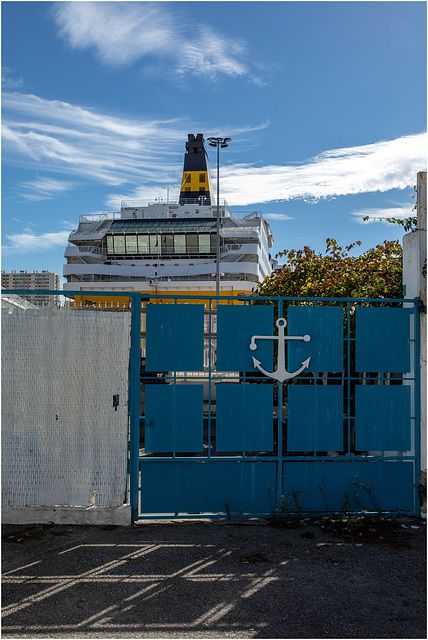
(1, 270), (61, 307)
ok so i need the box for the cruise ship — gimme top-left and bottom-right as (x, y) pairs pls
(64, 134), (275, 305)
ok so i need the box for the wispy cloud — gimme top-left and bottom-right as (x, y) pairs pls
(2, 91), (185, 187)
(53, 1), (252, 82)
(178, 25), (248, 81)
(19, 177), (76, 201)
(263, 213), (295, 221)
(218, 134), (427, 206)
(2, 91), (269, 200)
(2, 223), (75, 254)
(2, 67), (23, 89)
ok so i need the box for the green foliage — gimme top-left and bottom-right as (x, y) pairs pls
(254, 238), (403, 299)
(362, 184), (418, 232)
(363, 215), (418, 233)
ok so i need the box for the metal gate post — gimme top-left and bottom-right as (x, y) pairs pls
(129, 292), (142, 521)
(414, 297), (421, 515)
(277, 298), (284, 511)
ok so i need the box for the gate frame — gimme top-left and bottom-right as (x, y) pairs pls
(130, 292), (421, 522)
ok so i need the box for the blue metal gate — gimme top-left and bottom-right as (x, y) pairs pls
(130, 294), (421, 520)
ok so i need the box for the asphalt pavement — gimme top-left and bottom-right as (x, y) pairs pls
(1, 518), (426, 639)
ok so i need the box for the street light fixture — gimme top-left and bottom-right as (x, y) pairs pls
(207, 136), (231, 297)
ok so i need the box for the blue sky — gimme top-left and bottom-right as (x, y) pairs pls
(2, 1), (427, 283)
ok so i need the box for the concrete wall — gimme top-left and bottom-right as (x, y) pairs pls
(1, 308), (131, 525)
(403, 171), (427, 516)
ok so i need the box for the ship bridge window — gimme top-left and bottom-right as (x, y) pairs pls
(185, 174), (191, 183)
(149, 234), (160, 252)
(162, 234), (174, 252)
(114, 235), (125, 254)
(138, 235), (149, 254)
(198, 234), (211, 253)
(199, 173), (205, 183)
(174, 234), (186, 253)
(125, 235), (138, 254)
(106, 229), (217, 257)
(186, 233), (198, 253)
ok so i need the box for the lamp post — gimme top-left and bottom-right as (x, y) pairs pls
(207, 136), (231, 297)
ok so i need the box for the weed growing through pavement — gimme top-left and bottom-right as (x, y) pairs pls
(351, 476), (383, 520)
(268, 485), (309, 528)
(224, 501), (232, 523)
(316, 476), (414, 544)
(266, 479), (416, 544)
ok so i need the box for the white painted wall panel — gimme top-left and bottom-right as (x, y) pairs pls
(1, 308), (131, 508)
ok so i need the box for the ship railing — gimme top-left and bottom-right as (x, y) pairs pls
(226, 211), (250, 227)
(147, 274), (257, 283)
(121, 198), (229, 208)
(67, 244), (105, 256)
(220, 226), (260, 237)
(67, 243), (253, 257)
(121, 200), (180, 208)
(228, 210), (264, 225)
(82, 246), (105, 256)
(66, 273), (257, 284)
(176, 198), (214, 206)
(222, 243), (259, 253)
(78, 212), (122, 224)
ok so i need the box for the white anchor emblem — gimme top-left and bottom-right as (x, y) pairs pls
(249, 318), (311, 383)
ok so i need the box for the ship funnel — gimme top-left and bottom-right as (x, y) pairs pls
(179, 134), (213, 205)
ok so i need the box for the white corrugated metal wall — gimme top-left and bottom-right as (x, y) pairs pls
(1, 308), (130, 509)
